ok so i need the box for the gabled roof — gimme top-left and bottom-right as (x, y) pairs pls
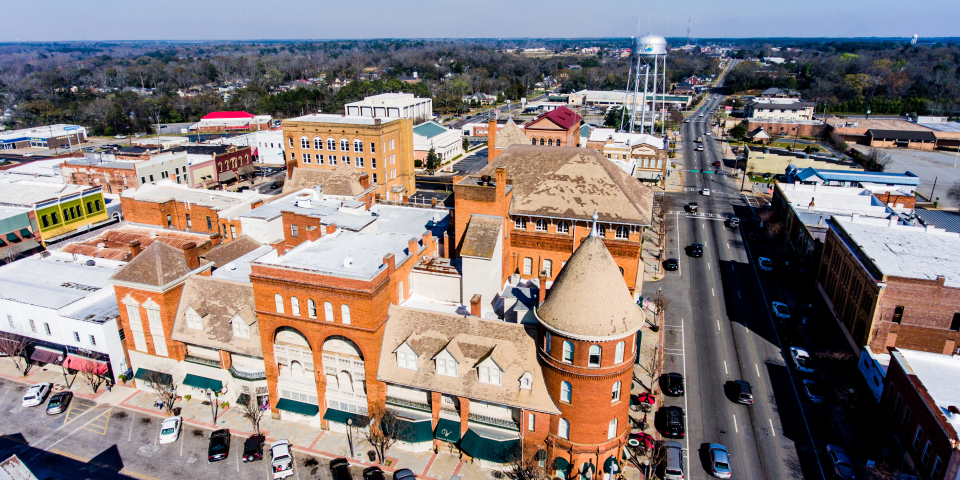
(281, 164), (366, 197)
(476, 145), (654, 225)
(528, 106), (582, 130)
(494, 119), (528, 150)
(110, 241), (210, 287)
(170, 276), (261, 357)
(201, 235), (263, 268)
(461, 215), (502, 259)
(536, 235), (644, 340)
(202, 111), (255, 120)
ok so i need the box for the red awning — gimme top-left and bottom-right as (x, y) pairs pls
(63, 354), (109, 375)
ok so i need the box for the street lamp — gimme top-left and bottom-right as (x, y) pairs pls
(346, 418), (355, 458)
(206, 388), (219, 424)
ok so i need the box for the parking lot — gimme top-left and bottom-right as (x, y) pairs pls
(875, 147), (960, 200)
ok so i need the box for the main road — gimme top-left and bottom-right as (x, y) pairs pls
(650, 87), (825, 479)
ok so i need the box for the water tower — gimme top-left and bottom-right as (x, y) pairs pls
(626, 34), (668, 135)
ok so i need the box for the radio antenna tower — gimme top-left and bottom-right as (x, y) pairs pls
(686, 18), (691, 46)
(619, 18), (642, 133)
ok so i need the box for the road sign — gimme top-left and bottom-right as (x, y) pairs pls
(64, 125), (80, 131)
(494, 109), (500, 115)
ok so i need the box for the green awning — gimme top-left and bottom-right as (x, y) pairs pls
(6, 233), (20, 243)
(435, 417), (461, 443)
(459, 428), (520, 464)
(182, 374), (223, 392)
(277, 399), (319, 417)
(554, 456), (570, 471)
(134, 368), (172, 385)
(604, 456), (620, 474)
(0, 239), (6, 247)
(323, 408), (367, 425)
(391, 418), (432, 444)
(18, 229), (32, 239)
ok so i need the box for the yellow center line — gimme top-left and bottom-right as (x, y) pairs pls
(48, 449), (163, 480)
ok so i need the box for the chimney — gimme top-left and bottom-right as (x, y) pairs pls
(487, 119), (499, 163)
(431, 198), (437, 208)
(538, 271), (549, 306)
(183, 241), (200, 270)
(359, 173), (370, 189)
(129, 239), (142, 258)
(495, 167), (507, 198)
(408, 237), (419, 256)
(470, 294), (482, 317)
(808, 198), (815, 208)
(382, 253), (396, 273)
(270, 239), (285, 256)
(314, 185), (324, 201)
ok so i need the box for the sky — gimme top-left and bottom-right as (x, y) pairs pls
(4, 0), (958, 42)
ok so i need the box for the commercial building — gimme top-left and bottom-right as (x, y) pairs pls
(744, 119), (825, 138)
(524, 106), (583, 148)
(412, 121), (464, 164)
(784, 166), (921, 198)
(130, 136), (190, 151)
(237, 186), (377, 245)
(867, 129), (938, 151)
(134, 152), (191, 187)
(567, 90), (692, 110)
(61, 157), (139, 195)
(817, 217), (960, 355)
(0, 206), (42, 260)
(825, 117), (933, 147)
(915, 119), (960, 150)
(169, 145), (255, 188)
(281, 114), (416, 202)
(0, 181), (111, 245)
(0, 124), (87, 151)
(194, 111), (273, 133)
(743, 98), (816, 121)
(213, 130), (286, 165)
(744, 146), (863, 175)
(345, 93), (433, 125)
(585, 128), (667, 184)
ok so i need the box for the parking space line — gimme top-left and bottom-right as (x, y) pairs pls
(712, 288), (715, 297)
(733, 414), (738, 433)
(82, 409), (111, 435)
(31, 407), (113, 456)
(129, 411), (136, 441)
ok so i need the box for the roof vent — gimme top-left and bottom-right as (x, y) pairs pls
(480, 175), (492, 186)
(296, 194), (312, 208)
(225, 263), (237, 271)
(209, 195), (215, 200)
(85, 259), (96, 266)
(40, 251), (51, 258)
(97, 243), (106, 249)
(343, 257), (354, 268)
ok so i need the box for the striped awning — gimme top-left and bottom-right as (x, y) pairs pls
(30, 346), (64, 365)
(63, 354), (110, 376)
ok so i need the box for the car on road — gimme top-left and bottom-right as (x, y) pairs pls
(698, 113), (704, 117)
(82, 147), (96, 153)
(758, 257), (773, 272)
(790, 347), (815, 374)
(700, 188), (710, 196)
(771, 301), (791, 319)
(207, 429), (231, 462)
(712, 160), (722, 167)
(734, 380), (754, 405)
(114, 135), (126, 139)
(803, 378), (825, 404)
(662, 406), (685, 438)
(708, 444), (732, 478)
(22, 383), (51, 407)
(329, 458), (351, 480)
(825, 444), (856, 479)
(663, 258), (679, 271)
(705, 131), (711, 135)
(160, 124), (168, 128)
(234, 185), (250, 192)
(664, 373), (684, 396)
(727, 217), (740, 228)
(269, 182), (280, 189)
(158, 416), (181, 444)
(270, 440), (294, 479)
(45, 391), (72, 415)
(687, 243), (703, 258)
(242, 434), (264, 462)
(664, 440), (684, 480)
(362, 467), (386, 480)
(696, 145), (704, 151)
(686, 202), (698, 212)
(394, 468), (417, 480)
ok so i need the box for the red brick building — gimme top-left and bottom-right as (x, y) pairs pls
(61, 157), (138, 194)
(524, 106), (583, 148)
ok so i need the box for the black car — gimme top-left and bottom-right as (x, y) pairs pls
(687, 243), (704, 258)
(207, 429), (231, 462)
(242, 434), (264, 462)
(269, 182), (280, 189)
(329, 458), (352, 480)
(662, 406), (686, 438)
(362, 466), (386, 480)
(734, 380), (754, 405)
(686, 202), (698, 213)
(662, 258), (679, 271)
(664, 373), (684, 396)
(393, 469), (417, 480)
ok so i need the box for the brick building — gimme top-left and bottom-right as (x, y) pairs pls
(524, 106), (583, 148)
(744, 119), (825, 138)
(195, 111), (273, 133)
(817, 217), (960, 354)
(61, 157), (138, 194)
(881, 349), (960, 480)
(282, 114), (416, 202)
(169, 145), (255, 188)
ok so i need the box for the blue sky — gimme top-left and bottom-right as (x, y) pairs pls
(3, 0), (957, 41)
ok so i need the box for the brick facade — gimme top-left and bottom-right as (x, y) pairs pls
(120, 195), (263, 243)
(61, 162), (138, 194)
(745, 119), (824, 138)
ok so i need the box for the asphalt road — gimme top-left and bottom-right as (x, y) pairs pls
(649, 89), (828, 480)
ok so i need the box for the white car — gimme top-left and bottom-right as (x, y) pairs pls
(701, 188), (711, 196)
(159, 416), (181, 444)
(771, 301), (791, 319)
(705, 131), (712, 135)
(114, 135), (126, 139)
(270, 440), (294, 479)
(22, 383), (51, 407)
(803, 379), (825, 404)
(790, 347), (815, 374)
(758, 257), (773, 272)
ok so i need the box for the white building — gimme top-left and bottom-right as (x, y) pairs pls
(744, 98), (816, 121)
(213, 130), (286, 166)
(0, 124), (87, 151)
(567, 90), (692, 110)
(239, 188), (373, 245)
(412, 121), (464, 164)
(345, 93), (433, 124)
(135, 152), (190, 186)
(0, 251), (128, 382)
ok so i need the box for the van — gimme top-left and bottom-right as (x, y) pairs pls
(664, 440), (684, 479)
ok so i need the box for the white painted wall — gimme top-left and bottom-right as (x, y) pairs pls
(410, 270), (460, 303)
(461, 226), (503, 316)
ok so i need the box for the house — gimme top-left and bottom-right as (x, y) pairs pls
(585, 128), (667, 184)
(462, 93), (497, 106)
(759, 87), (800, 98)
(194, 112), (273, 133)
(743, 99), (816, 121)
(523, 106), (583, 148)
(673, 83), (696, 95)
(346, 93), (433, 125)
(412, 121), (464, 165)
(745, 127), (772, 144)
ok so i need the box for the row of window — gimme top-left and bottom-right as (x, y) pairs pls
(545, 333), (627, 367)
(40, 200), (103, 229)
(559, 379), (621, 404)
(300, 154), (372, 169)
(514, 217), (630, 239)
(275, 294), (351, 324)
(889, 386), (943, 478)
(555, 417), (619, 441)
(7, 315), (97, 346)
(125, 302), (168, 357)
(217, 155), (251, 172)
(291, 137), (397, 153)
(530, 138), (566, 147)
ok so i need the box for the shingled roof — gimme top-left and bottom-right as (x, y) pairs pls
(281, 164), (367, 197)
(461, 215), (502, 259)
(109, 241), (210, 287)
(476, 145), (654, 225)
(494, 119), (528, 150)
(528, 106), (582, 130)
(201, 235), (263, 268)
(170, 276), (261, 357)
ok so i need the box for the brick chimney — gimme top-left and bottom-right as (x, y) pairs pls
(470, 294), (482, 317)
(383, 253), (396, 274)
(487, 119), (499, 163)
(538, 270), (549, 306)
(495, 167), (507, 198)
(129, 239), (142, 258)
(183, 241), (200, 270)
(408, 237), (419, 256)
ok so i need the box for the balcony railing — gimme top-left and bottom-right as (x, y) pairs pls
(469, 412), (519, 431)
(385, 396), (431, 412)
(184, 354), (221, 369)
(323, 354), (364, 370)
(229, 365), (266, 381)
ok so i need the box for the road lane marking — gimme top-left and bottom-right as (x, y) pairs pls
(737, 291), (741, 298)
(724, 361), (728, 375)
(756, 364), (761, 377)
(708, 263), (711, 270)
(727, 242), (730, 250)
(680, 318), (691, 465)
(712, 288), (715, 297)
(733, 414), (739, 433)
(770, 418), (776, 437)
(717, 319), (721, 331)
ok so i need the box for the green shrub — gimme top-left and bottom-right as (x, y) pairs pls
(414, 159), (423, 168)
(184, 394), (191, 401)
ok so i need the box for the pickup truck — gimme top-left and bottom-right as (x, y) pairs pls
(270, 440), (294, 479)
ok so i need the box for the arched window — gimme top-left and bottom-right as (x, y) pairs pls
(561, 381), (572, 403)
(341, 304), (351, 324)
(535, 219), (547, 231)
(324, 302), (334, 322)
(556, 140), (563, 146)
(217, 162), (222, 172)
(340, 139), (349, 151)
(290, 296), (300, 316)
(612, 381), (621, 402)
(597, 224), (606, 237)
(531, 138), (537, 145)
(588, 345), (601, 367)
(539, 138), (545, 146)
(308, 299), (317, 318)
(615, 226), (629, 239)
(535, 450), (547, 467)
(354, 139), (363, 152)
(562, 341), (574, 364)
(558, 419), (570, 439)
(615, 341), (625, 363)
(547, 139), (553, 146)
(300, 136), (309, 149)
(274, 294), (283, 313)
(314, 137), (322, 150)
(607, 418), (618, 439)
(520, 372), (533, 390)
(557, 221), (569, 234)
(327, 138), (336, 150)
(545, 331), (552, 355)
(515, 217), (527, 230)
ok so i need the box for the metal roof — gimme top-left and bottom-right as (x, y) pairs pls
(915, 208), (960, 234)
(797, 167), (921, 186)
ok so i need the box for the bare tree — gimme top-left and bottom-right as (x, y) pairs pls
(756, 209), (784, 239)
(144, 366), (179, 415)
(650, 289), (670, 330)
(361, 404), (409, 464)
(864, 148), (893, 172)
(625, 439), (667, 476)
(500, 443), (550, 480)
(74, 357), (107, 394)
(0, 332), (33, 376)
(238, 394), (265, 435)
(947, 181), (960, 207)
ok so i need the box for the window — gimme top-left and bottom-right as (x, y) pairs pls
(545, 331), (552, 354)
(588, 345), (602, 367)
(902, 406), (911, 425)
(520, 372), (533, 389)
(185, 214), (191, 229)
(951, 313), (960, 332)
(290, 152), (295, 161)
(345, 156), (351, 165)
(41, 216), (49, 228)
(166, 214), (172, 228)
(914, 425), (924, 450)
(597, 224), (606, 237)
(561, 381), (572, 403)
(186, 310), (202, 330)
(230, 225), (236, 239)
(51, 212), (59, 225)
(921, 441), (931, 466)
(557, 221), (569, 234)
(324, 302), (334, 322)
(290, 224), (299, 237)
(302, 153), (311, 164)
(6, 315), (14, 329)
(327, 138), (335, 150)
(126, 305), (147, 352)
(437, 357), (457, 376)
(373, 173), (377, 184)
(317, 155), (324, 165)
(515, 217), (527, 230)
(523, 257), (533, 276)
(43, 323), (51, 335)
(206, 217), (212, 230)
(398, 350), (418, 370)
(340, 139), (348, 151)
(539, 138), (545, 146)
(341, 305), (351, 324)
(548, 139), (553, 146)
(615, 341), (625, 363)
(73, 331), (80, 342)
(370, 142), (376, 153)
(300, 137), (308, 149)
(612, 380), (622, 402)
(558, 419), (570, 439)
(535, 219), (547, 231)
(608, 418), (618, 439)
(390, 139), (395, 150)
(543, 259), (552, 278)
(28, 319), (36, 333)
(86, 202), (93, 214)
(893, 306), (904, 324)
(933, 457), (943, 478)
(354, 140), (363, 152)
(288, 137), (294, 147)
(233, 318), (249, 339)
(371, 158), (376, 169)
(146, 308), (167, 356)
(356, 157), (364, 167)
(308, 299), (317, 319)
(531, 138), (537, 145)
(291, 297), (300, 316)
(274, 294), (284, 313)
(528, 413), (536, 431)
(479, 365), (501, 385)
(329, 155), (338, 166)
(314, 137), (322, 150)
(616, 226), (629, 239)
(562, 341), (574, 363)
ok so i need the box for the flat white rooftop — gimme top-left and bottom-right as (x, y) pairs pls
(0, 251), (124, 310)
(778, 183), (893, 218)
(211, 245), (273, 283)
(0, 181), (92, 207)
(121, 182), (263, 211)
(346, 93), (425, 106)
(254, 230), (417, 280)
(896, 349), (960, 434)
(286, 114), (399, 125)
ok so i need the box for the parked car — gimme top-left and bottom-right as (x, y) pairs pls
(362, 467), (386, 480)
(207, 429), (231, 462)
(393, 468), (417, 480)
(664, 440), (684, 480)
(114, 135), (126, 139)
(803, 379), (825, 404)
(329, 458), (352, 480)
(687, 243), (704, 258)
(790, 347), (815, 374)
(696, 145), (704, 151)
(269, 182), (280, 189)
(270, 440), (294, 479)
(664, 373), (684, 396)
(158, 416), (181, 444)
(771, 301), (791, 319)
(700, 188), (711, 196)
(22, 383), (51, 407)
(727, 217), (740, 228)
(734, 380), (753, 405)
(663, 258), (679, 271)
(708, 444), (732, 478)
(45, 391), (72, 415)
(758, 257), (773, 272)
(662, 406), (686, 438)
(825, 444), (856, 479)
(242, 434), (264, 462)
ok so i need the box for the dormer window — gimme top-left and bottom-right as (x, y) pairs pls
(232, 316), (250, 339)
(478, 359), (502, 386)
(515, 217), (527, 230)
(185, 308), (202, 330)
(396, 342), (418, 370)
(520, 372), (533, 390)
(436, 357), (458, 377)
